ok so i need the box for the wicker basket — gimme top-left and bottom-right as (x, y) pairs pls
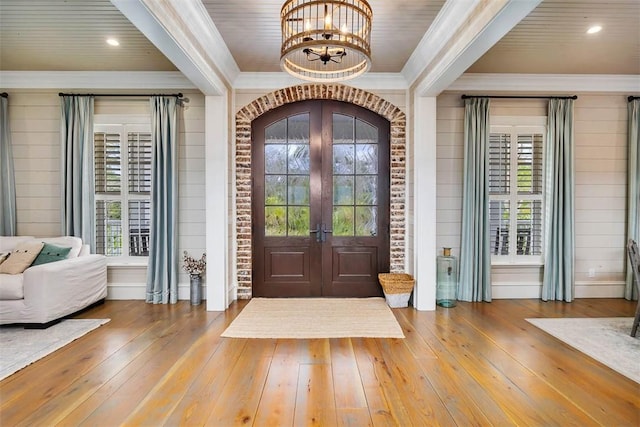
(378, 273), (415, 294)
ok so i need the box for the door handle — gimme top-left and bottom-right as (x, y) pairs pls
(309, 223), (322, 243)
(320, 224), (333, 243)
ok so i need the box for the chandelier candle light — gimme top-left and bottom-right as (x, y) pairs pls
(280, 0), (372, 82)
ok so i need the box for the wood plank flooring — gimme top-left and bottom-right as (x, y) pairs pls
(1, 298), (638, 426)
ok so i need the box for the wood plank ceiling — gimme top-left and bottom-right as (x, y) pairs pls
(0, 0), (638, 75)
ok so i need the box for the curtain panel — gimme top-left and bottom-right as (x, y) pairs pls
(542, 98), (575, 302)
(626, 99), (640, 300)
(0, 96), (17, 236)
(459, 97), (492, 302)
(146, 96), (179, 304)
(60, 95), (95, 249)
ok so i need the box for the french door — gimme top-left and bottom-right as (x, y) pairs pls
(252, 100), (389, 297)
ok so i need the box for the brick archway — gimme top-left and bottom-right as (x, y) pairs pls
(235, 84), (406, 299)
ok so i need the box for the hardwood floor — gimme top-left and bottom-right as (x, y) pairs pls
(1, 298), (638, 426)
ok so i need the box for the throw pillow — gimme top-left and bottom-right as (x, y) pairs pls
(31, 242), (72, 266)
(0, 252), (9, 266)
(0, 241), (45, 275)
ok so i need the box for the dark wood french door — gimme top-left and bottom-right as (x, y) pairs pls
(252, 100), (389, 297)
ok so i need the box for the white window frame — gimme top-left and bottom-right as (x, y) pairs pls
(94, 115), (151, 265)
(490, 116), (546, 266)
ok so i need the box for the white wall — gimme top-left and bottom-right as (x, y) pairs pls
(436, 92), (629, 298)
(7, 90), (207, 300)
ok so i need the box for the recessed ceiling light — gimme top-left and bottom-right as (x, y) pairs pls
(106, 38), (120, 46)
(587, 25), (602, 34)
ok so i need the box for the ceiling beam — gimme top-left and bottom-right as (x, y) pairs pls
(407, 0), (542, 97)
(110, 0), (239, 96)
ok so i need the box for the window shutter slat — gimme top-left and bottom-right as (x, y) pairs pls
(128, 132), (152, 195)
(490, 200), (510, 255)
(128, 200), (150, 256)
(489, 133), (510, 195)
(517, 200), (542, 255)
(517, 133), (543, 195)
(95, 200), (122, 256)
(94, 132), (121, 194)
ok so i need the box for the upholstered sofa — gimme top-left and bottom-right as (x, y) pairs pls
(0, 236), (107, 327)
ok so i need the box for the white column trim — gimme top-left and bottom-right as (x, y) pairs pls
(402, 0), (481, 84)
(205, 94), (230, 311)
(111, 0), (235, 96)
(411, 0), (542, 97)
(413, 96), (437, 311)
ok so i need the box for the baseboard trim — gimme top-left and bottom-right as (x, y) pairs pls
(107, 283), (206, 301)
(574, 281), (626, 298)
(107, 282), (625, 301)
(490, 281), (626, 299)
(491, 283), (541, 299)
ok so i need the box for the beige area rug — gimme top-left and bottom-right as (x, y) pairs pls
(222, 297), (405, 339)
(0, 319), (110, 381)
(526, 317), (640, 383)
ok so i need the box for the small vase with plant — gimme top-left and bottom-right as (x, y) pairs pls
(182, 251), (206, 305)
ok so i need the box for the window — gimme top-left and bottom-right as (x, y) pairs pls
(94, 123), (151, 258)
(489, 118), (545, 263)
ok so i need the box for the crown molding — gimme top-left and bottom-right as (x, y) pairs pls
(3, 71), (635, 95)
(233, 72), (408, 91)
(449, 73), (640, 93)
(0, 71), (196, 90)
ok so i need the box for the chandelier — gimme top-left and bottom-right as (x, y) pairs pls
(280, 0), (372, 82)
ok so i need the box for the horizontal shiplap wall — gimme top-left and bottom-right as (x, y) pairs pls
(573, 94), (628, 297)
(9, 92), (61, 237)
(6, 90), (206, 299)
(436, 92), (628, 298)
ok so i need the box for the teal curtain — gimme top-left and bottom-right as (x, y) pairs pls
(146, 96), (178, 304)
(61, 96), (95, 249)
(459, 98), (492, 302)
(0, 96), (17, 236)
(542, 99), (575, 302)
(626, 99), (640, 300)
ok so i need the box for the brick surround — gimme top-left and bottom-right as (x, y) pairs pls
(235, 84), (406, 299)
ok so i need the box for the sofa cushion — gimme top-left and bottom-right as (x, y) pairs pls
(0, 273), (24, 299)
(0, 241), (44, 274)
(39, 237), (83, 259)
(31, 243), (72, 266)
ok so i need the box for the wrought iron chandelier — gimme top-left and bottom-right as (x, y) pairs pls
(280, 0), (372, 82)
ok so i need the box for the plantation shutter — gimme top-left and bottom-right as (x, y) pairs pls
(488, 126), (544, 259)
(128, 132), (152, 195)
(94, 132), (122, 255)
(94, 132), (121, 194)
(93, 126), (152, 257)
(489, 133), (510, 255)
(127, 131), (152, 256)
(516, 133), (543, 256)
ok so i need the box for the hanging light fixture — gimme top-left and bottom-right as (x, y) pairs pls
(280, 0), (372, 82)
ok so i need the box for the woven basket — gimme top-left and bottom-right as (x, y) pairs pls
(378, 273), (415, 294)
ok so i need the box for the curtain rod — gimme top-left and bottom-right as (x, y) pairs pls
(58, 92), (183, 98)
(629, 96), (640, 102)
(461, 94), (578, 100)
(1, 92), (7, 98)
